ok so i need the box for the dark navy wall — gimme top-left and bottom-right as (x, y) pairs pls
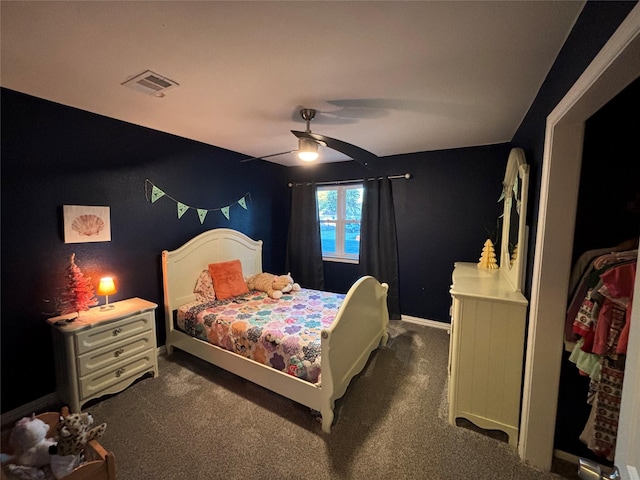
(287, 144), (511, 322)
(512, 0), (637, 296)
(1, 89), (290, 412)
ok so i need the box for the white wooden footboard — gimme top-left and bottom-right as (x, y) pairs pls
(318, 276), (389, 432)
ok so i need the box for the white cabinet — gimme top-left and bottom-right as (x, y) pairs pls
(448, 262), (528, 447)
(48, 298), (158, 412)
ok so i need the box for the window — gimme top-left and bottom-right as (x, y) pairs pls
(317, 184), (363, 263)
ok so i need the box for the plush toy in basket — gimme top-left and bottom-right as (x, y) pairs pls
(48, 412), (107, 479)
(2, 409), (109, 480)
(4, 413), (56, 477)
(246, 272), (300, 299)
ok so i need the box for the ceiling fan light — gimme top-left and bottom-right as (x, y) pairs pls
(298, 150), (319, 162)
(297, 137), (319, 162)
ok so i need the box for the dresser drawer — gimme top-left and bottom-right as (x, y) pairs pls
(77, 330), (156, 377)
(79, 349), (156, 399)
(75, 312), (153, 354)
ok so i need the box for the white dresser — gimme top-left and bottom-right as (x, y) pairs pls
(48, 297), (158, 412)
(448, 262), (527, 447)
(448, 148), (530, 448)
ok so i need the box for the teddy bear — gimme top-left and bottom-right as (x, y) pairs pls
(8, 414), (56, 469)
(246, 272), (301, 299)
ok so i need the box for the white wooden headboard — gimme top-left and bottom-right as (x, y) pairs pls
(161, 228), (263, 320)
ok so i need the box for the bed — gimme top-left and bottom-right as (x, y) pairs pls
(161, 228), (390, 432)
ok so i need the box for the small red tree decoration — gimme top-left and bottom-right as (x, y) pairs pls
(59, 253), (98, 315)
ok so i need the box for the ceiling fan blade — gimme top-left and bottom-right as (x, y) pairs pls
(240, 150), (296, 163)
(291, 130), (378, 167)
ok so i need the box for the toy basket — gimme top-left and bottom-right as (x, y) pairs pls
(1, 411), (115, 480)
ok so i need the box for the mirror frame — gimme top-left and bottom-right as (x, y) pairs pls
(500, 148), (530, 292)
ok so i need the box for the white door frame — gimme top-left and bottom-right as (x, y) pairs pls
(518, 4), (640, 473)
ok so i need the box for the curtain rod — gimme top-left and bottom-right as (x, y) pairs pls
(288, 173), (411, 187)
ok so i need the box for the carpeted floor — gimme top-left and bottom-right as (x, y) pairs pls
(76, 322), (577, 479)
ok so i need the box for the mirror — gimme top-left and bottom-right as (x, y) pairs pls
(508, 174), (521, 268)
(499, 148), (529, 292)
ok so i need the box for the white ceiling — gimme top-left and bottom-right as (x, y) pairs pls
(1, 1), (585, 167)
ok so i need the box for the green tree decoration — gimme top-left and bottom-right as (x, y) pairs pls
(59, 253), (98, 315)
(478, 239), (499, 269)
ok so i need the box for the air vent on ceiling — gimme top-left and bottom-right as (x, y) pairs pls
(121, 70), (179, 96)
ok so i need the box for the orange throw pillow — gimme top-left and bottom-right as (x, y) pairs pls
(208, 259), (249, 300)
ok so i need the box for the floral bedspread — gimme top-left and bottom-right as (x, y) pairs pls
(177, 289), (345, 384)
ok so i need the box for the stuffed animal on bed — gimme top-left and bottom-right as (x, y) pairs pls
(246, 272), (300, 299)
(277, 273), (301, 294)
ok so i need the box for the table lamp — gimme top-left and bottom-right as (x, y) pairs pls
(98, 277), (117, 310)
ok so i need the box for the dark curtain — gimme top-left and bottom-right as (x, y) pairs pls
(286, 183), (325, 290)
(359, 177), (401, 319)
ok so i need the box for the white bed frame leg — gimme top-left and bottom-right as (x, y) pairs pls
(380, 331), (389, 347)
(320, 401), (335, 433)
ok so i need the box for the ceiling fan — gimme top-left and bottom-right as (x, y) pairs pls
(241, 108), (378, 167)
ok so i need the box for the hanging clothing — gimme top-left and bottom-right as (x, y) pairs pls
(566, 249), (636, 461)
(579, 358), (625, 462)
(570, 254), (637, 340)
(598, 261), (636, 355)
(565, 248), (638, 347)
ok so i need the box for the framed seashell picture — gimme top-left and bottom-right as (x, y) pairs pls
(63, 205), (111, 243)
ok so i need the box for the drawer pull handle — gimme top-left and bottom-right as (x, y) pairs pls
(114, 348), (125, 358)
(112, 328), (123, 336)
(115, 367), (126, 378)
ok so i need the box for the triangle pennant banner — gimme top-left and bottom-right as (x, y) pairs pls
(197, 209), (208, 224)
(146, 180), (250, 223)
(151, 185), (165, 203)
(177, 202), (189, 219)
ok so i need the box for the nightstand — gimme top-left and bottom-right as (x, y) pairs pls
(48, 297), (158, 412)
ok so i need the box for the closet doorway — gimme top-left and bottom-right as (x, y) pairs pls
(554, 76), (639, 465)
(519, 4), (640, 475)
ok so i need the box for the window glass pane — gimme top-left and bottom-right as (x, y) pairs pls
(345, 187), (363, 220)
(344, 223), (360, 255)
(320, 222), (336, 254)
(316, 184), (362, 261)
(317, 189), (337, 221)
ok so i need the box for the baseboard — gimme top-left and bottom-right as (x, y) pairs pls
(2, 345), (167, 427)
(401, 315), (450, 331)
